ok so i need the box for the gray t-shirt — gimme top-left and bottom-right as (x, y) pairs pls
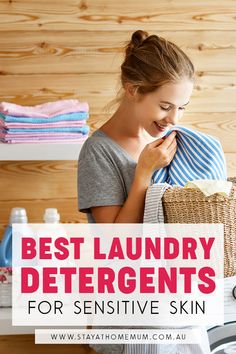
(77, 129), (137, 222)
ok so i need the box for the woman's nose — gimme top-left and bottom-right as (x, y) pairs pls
(166, 108), (179, 125)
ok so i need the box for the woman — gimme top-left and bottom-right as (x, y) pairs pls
(78, 30), (210, 354)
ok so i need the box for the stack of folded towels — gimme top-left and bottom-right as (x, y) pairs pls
(0, 99), (89, 144)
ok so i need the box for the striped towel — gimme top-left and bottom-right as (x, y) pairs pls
(124, 338), (210, 354)
(142, 183), (211, 354)
(152, 126), (227, 186)
(124, 344), (178, 354)
(143, 183), (172, 223)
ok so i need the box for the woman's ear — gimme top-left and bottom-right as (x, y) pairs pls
(124, 82), (138, 100)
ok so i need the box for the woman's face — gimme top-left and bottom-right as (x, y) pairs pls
(133, 79), (194, 137)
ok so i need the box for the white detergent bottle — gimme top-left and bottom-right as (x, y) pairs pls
(43, 208), (60, 224)
(42, 208), (62, 261)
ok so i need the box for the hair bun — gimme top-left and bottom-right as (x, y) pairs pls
(125, 30), (149, 56)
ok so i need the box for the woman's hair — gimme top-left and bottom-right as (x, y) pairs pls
(105, 30), (194, 110)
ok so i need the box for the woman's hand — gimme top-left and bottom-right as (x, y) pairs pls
(92, 132), (177, 223)
(135, 131), (177, 183)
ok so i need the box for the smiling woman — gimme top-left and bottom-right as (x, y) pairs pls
(78, 29), (194, 224)
(127, 80), (193, 139)
(77, 30), (211, 354)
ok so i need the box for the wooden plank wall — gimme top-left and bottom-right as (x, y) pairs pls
(0, 1), (236, 353)
(0, 0), (236, 234)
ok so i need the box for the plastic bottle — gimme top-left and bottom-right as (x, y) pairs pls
(43, 208), (60, 223)
(42, 208), (63, 266)
(0, 208), (28, 267)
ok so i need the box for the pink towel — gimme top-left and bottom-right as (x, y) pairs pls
(0, 133), (86, 138)
(1, 135), (89, 144)
(0, 100), (89, 118)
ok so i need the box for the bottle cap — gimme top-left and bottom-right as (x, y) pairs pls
(9, 207), (28, 224)
(43, 208), (60, 223)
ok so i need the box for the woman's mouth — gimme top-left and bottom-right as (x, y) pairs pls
(154, 121), (168, 132)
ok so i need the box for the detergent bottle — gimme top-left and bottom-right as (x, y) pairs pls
(42, 208), (64, 266)
(0, 208), (28, 267)
(43, 208), (60, 223)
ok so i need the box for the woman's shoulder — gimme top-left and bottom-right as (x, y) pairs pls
(79, 129), (114, 160)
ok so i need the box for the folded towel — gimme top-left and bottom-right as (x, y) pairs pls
(152, 126), (227, 186)
(0, 137), (88, 144)
(0, 112), (88, 123)
(0, 125), (89, 134)
(0, 99), (89, 118)
(0, 120), (87, 129)
(184, 179), (232, 197)
(0, 133), (87, 139)
(0, 126), (89, 134)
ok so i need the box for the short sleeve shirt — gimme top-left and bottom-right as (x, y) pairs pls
(77, 130), (137, 223)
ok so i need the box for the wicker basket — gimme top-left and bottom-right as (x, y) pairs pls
(162, 178), (236, 277)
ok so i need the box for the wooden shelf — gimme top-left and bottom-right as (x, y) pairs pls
(0, 143), (83, 160)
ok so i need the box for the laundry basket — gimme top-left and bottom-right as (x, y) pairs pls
(162, 178), (236, 277)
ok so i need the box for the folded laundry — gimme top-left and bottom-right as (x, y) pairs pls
(0, 112), (88, 123)
(0, 99), (89, 118)
(152, 126), (227, 186)
(0, 100), (90, 144)
(0, 134), (87, 139)
(1, 137), (88, 144)
(0, 120), (87, 129)
(184, 179), (232, 197)
(0, 126), (89, 134)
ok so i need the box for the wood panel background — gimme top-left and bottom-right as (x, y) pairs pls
(0, 0), (236, 352)
(0, 2), (235, 257)
(0, 0), (236, 233)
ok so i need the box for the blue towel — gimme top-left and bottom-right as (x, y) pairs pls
(0, 111), (88, 123)
(152, 126), (227, 186)
(1, 125), (90, 135)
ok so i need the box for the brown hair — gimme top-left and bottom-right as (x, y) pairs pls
(106, 30), (194, 110)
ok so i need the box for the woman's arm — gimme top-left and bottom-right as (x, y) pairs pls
(92, 132), (177, 223)
(91, 174), (149, 223)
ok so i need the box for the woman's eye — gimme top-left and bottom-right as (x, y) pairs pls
(160, 106), (186, 111)
(160, 106), (170, 111)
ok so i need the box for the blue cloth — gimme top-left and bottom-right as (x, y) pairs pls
(0, 111), (88, 123)
(152, 126), (227, 186)
(0, 125), (90, 135)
